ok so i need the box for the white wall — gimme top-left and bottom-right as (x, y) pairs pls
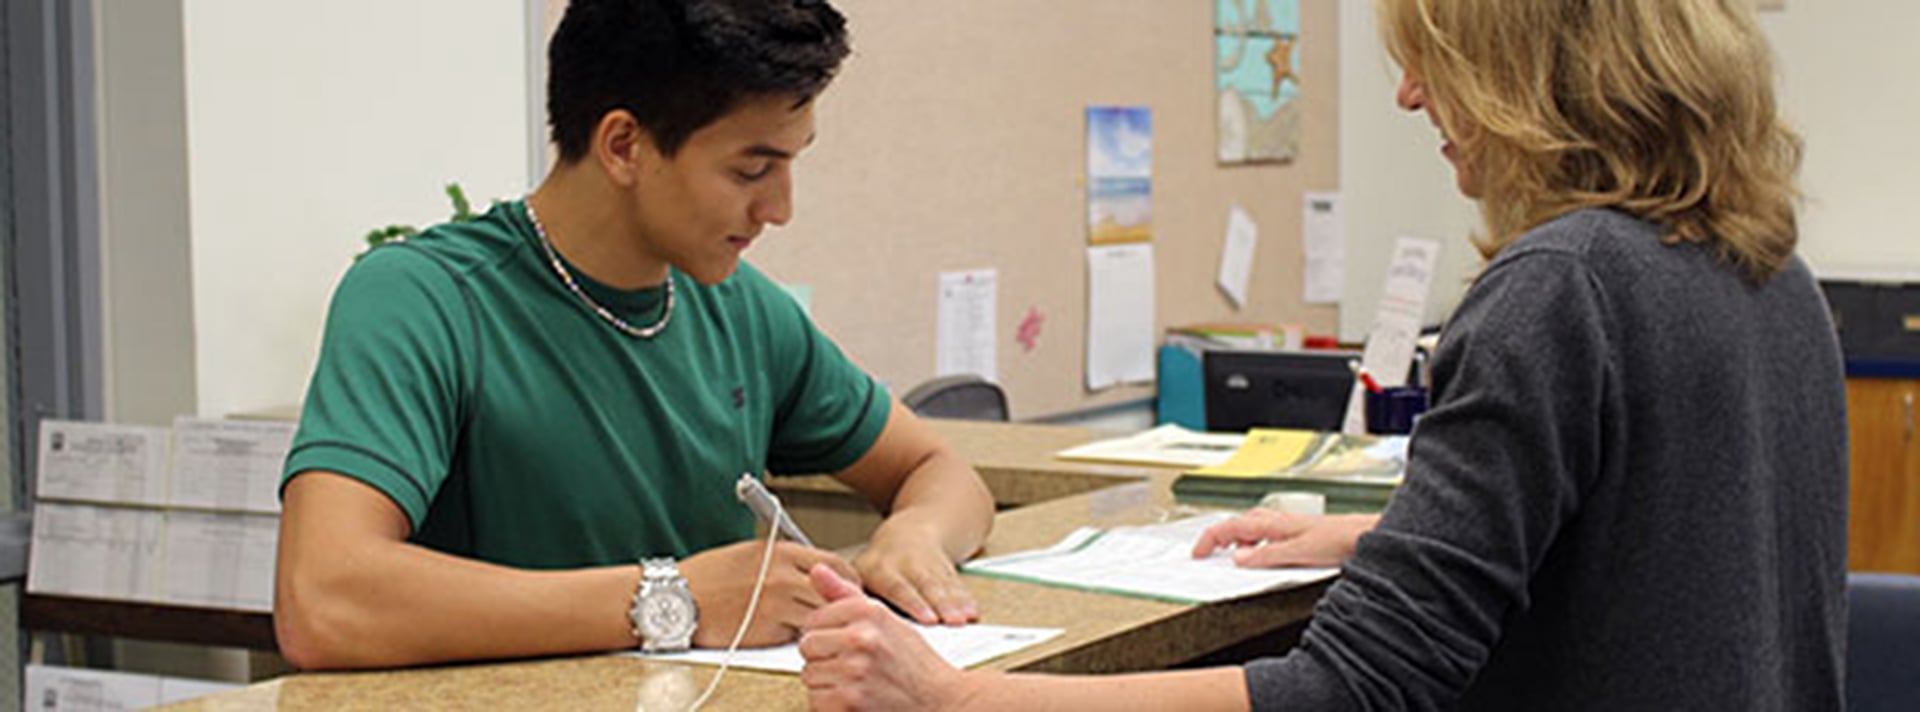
(99, 0), (196, 429)
(1336, 2), (1479, 343)
(1336, 2), (1920, 342)
(1758, 4), (1920, 274)
(181, 0), (531, 418)
(170, 3), (1920, 417)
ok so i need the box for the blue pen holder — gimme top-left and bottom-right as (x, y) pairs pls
(1364, 386), (1428, 435)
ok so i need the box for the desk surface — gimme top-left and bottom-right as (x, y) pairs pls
(774, 419), (1179, 506)
(160, 472), (1330, 711)
(24, 419), (1158, 651)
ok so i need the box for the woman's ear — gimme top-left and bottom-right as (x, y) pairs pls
(592, 109), (659, 189)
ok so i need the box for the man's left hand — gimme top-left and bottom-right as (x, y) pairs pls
(852, 520), (978, 625)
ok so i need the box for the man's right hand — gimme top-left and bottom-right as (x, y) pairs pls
(679, 539), (863, 649)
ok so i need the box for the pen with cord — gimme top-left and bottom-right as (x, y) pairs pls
(736, 473), (816, 548)
(679, 473), (798, 711)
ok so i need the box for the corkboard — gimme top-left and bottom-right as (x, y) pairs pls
(546, 1), (1342, 419)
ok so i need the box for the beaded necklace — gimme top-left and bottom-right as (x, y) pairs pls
(525, 200), (673, 339)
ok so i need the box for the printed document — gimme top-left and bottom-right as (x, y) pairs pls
(36, 420), (171, 507)
(936, 268), (999, 382)
(963, 512), (1337, 604)
(168, 417), (296, 513)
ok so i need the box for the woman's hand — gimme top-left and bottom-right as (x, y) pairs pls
(1190, 509), (1380, 568)
(799, 565), (983, 711)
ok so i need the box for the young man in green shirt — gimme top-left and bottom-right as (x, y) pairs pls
(274, 0), (993, 669)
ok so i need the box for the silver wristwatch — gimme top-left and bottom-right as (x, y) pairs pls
(632, 557), (699, 653)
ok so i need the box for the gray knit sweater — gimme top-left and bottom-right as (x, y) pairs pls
(1245, 209), (1847, 710)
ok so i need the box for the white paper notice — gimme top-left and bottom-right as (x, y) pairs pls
(635, 622), (1063, 674)
(27, 502), (164, 602)
(158, 511), (278, 612)
(936, 269), (998, 382)
(167, 417), (296, 513)
(1302, 192), (1345, 304)
(1217, 204), (1258, 308)
(1086, 243), (1157, 389)
(1342, 237), (1441, 435)
(35, 420), (171, 506)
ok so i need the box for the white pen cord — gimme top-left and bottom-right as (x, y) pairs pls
(684, 500), (785, 711)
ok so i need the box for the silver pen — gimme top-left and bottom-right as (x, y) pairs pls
(735, 473), (815, 548)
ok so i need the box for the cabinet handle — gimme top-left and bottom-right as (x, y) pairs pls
(1907, 392), (1915, 440)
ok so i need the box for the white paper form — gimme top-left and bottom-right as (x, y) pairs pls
(963, 512), (1338, 604)
(1342, 237), (1441, 435)
(1086, 243), (1157, 389)
(1302, 193), (1345, 304)
(27, 502), (164, 602)
(24, 664), (241, 711)
(158, 511), (278, 612)
(936, 269), (998, 382)
(35, 420), (171, 506)
(25, 664), (163, 711)
(167, 417), (296, 513)
(633, 622), (1063, 674)
(1217, 205), (1258, 308)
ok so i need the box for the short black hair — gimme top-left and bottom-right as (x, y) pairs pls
(547, 0), (850, 162)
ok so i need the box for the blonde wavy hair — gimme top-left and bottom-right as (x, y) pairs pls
(1378, 0), (1803, 281)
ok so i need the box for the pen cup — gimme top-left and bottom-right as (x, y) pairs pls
(1364, 386), (1428, 435)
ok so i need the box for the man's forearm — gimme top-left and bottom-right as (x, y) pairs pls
(275, 473), (640, 669)
(276, 539), (638, 669)
(880, 447), (994, 561)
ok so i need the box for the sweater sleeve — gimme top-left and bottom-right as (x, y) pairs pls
(1245, 250), (1614, 710)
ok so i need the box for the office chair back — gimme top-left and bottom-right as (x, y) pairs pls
(900, 375), (1010, 422)
(1848, 572), (1920, 711)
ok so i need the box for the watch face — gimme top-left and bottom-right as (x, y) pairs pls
(641, 592), (694, 637)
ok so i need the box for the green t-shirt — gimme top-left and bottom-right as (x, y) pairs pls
(284, 200), (889, 569)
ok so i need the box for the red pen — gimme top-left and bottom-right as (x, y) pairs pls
(1354, 365), (1385, 394)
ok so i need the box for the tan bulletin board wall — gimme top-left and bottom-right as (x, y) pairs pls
(544, 1), (1341, 420)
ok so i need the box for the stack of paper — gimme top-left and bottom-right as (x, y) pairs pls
(962, 512), (1337, 605)
(28, 417), (294, 611)
(1173, 429), (1407, 512)
(25, 664), (239, 709)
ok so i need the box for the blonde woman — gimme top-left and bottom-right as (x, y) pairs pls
(796, 1), (1845, 710)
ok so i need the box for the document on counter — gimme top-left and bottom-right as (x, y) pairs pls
(35, 420), (172, 507)
(633, 622), (1063, 674)
(27, 502), (164, 602)
(1054, 424), (1245, 469)
(963, 512), (1338, 605)
(158, 511), (278, 612)
(167, 417), (296, 513)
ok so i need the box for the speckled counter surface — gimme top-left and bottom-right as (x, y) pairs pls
(773, 418), (1178, 506)
(160, 473), (1329, 711)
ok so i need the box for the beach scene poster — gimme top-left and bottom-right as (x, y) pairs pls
(1086, 106), (1153, 245)
(1216, 0), (1302, 163)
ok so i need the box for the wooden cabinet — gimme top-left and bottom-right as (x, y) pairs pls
(1847, 377), (1920, 574)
